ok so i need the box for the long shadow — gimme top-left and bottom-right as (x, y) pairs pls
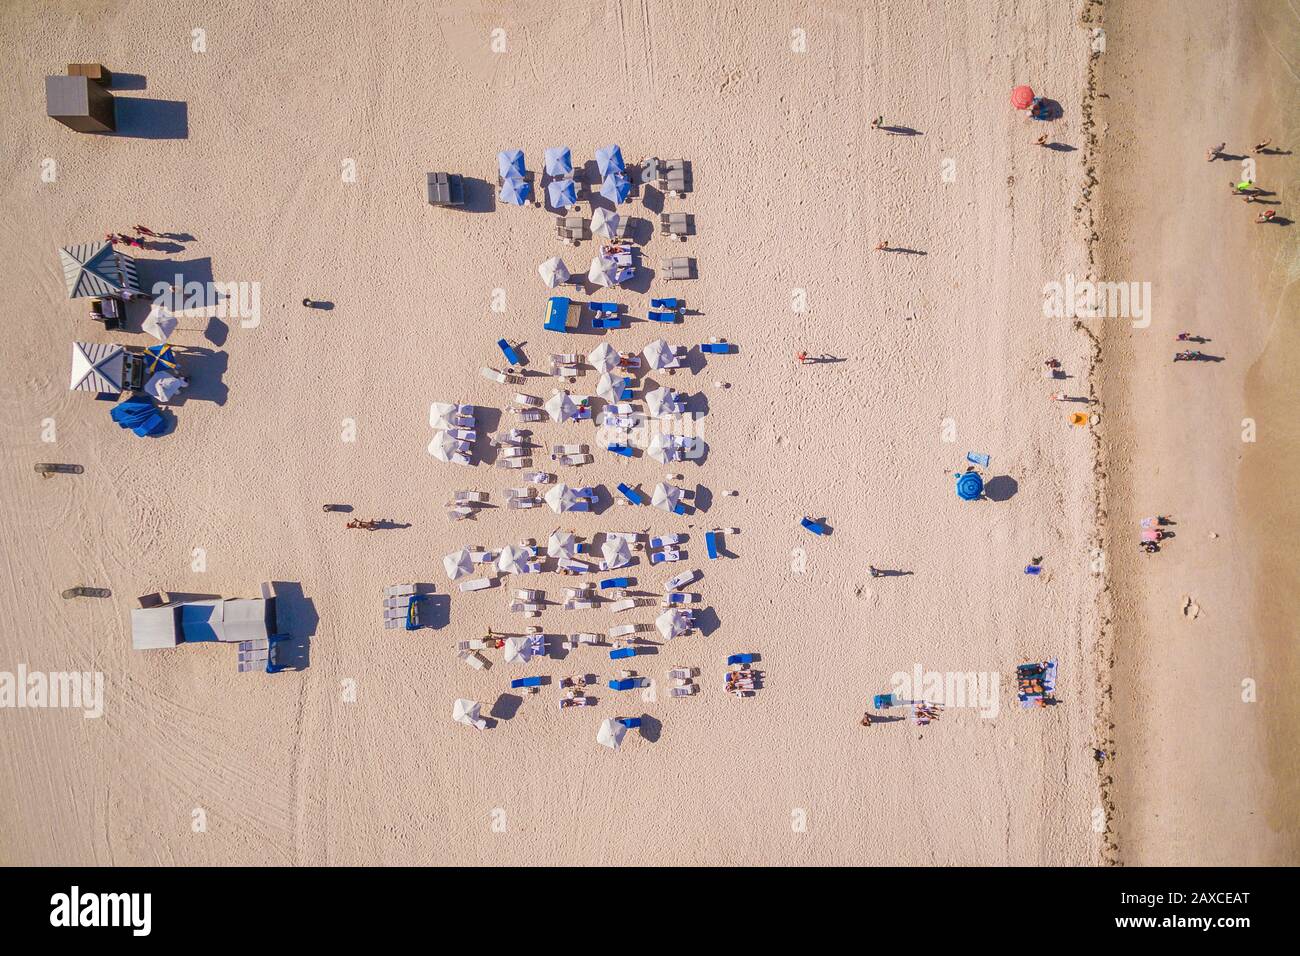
(109, 73), (147, 91)
(459, 177), (496, 214)
(172, 346), (229, 406)
(880, 125), (923, 136)
(984, 476), (1019, 502)
(639, 714), (662, 743)
(109, 98), (189, 139)
(490, 693), (524, 721)
(1045, 142), (1078, 153)
(272, 581), (317, 670)
(885, 247), (928, 256)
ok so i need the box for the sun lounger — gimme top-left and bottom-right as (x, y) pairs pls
(497, 339), (524, 367)
(661, 257), (695, 280)
(446, 428), (476, 443)
(700, 341), (731, 354)
(669, 685), (698, 697)
(592, 316), (621, 330)
(608, 678), (637, 691)
(606, 443), (635, 457)
(556, 214), (586, 244)
(608, 599), (638, 613)
(800, 517), (829, 535)
(609, 646), (638, 660)
(705, 531), (720, 559)
(651, 298), (681, 310)
(453, 490), (488, 505)
(650, 549), (684, 564)
(515, 588), (544, 602)
(665, 568), (700, 591)
(564, 598), (596, 610)
(556, 558), (591, 575)
(650, 534), (686, 549)
(510, 406), (545, 422)
(590, 301), (619, 315)
(608, 623), (637, 639)
(726, 653), (755, 666)
(511, 676), (544, 689)
(499, 446), (528, 459)
(509, 602), (544, 616)
(600, 576), (632, 590)
(647, 310), (678, 323)
(572, 632), (601, 646)
(522, 471), (553, 484)
(615, 483), (645, 506)
(447, 506), (474, 521)
(458, 577), (494, 592)
(659, 212), (689, 241)
(514, 393), (543, 407)
(457, 639), (490, 651)
(481, 366), (523, 385)
(552, 443), (588, 456)
(458, 650), (489, 670)
(554, 454), (592, 466)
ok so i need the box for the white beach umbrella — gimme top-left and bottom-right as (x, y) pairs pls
(443, 547), (474, 581)
(547, 531), (579, 558)
(538, 255), (570, 288)
(497, 543), (531, 575)
(429, 402), (461, 429)
(545, 483), (582, 513)
(643, 338), (675, 370)
(144, 371), (187, 403)
(652, 482), (682, 513)
(601, 535), (632, 570)
(643, 386), (679, 419)
(656, 608), (692, 639)
(587, 342), (620, 374)
(646, 432), (678, 464)
(142, 301), (178, 341)
(588, 257), (618, 288)
(545, 391), (580, 422)
(596, 371), (625, 403)
(591, 207), (621, 240)
(596, 717), (627, 750)
(502, 635), (534, 664)
(428, 430), (457, 462)
(452, 698), (484, 728)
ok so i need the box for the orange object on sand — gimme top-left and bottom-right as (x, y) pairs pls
(1070, 412), (1089, 426)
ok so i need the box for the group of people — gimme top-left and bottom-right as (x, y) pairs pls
(104, 224), (160, 248)
(725, 666), (757, 696)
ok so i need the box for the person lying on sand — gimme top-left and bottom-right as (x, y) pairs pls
(1253, 139), (1271, 153)
(1206, 142), (1226, 161)
(1256, 210), (1276, 223)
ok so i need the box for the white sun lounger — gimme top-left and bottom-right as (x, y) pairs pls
(481, 366), (523, 385)
(446, 428), (477, 442)
(457, 639), (490, 651)
(665, 568), (701, 591)
(608, 623), (637, 639)
(564, 598), (596, 610)
(572, 632), (601, 645)
(514, 393), (544, 407)
(609, 599), (637, 613)
(522, 471), (553, 484)
(557, 558), (592, 574)
(458, 577), (493, 592)
(506, 497), (540, 510)
(554, 454), (592, 466)
(457, 650), (489, 670)
(565, 585), (594, 598)
(469, 549), (496, 563)
(510, 406), (545, 422)
(551, 443), (588, 456)
(452, 490), (488, 504)
(509, 602), (544, 616)
(515, 588), (544, 602)
(669, 684), (699, 697)
(500, 446), (527, 459)
(447, 506), (473, 521)
(667, 667), (695, 681)
(497, 458), (531, 469)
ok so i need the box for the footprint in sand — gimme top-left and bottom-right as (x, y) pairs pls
(1181, 595), (1201, 620)
(853, 584), (879, 606)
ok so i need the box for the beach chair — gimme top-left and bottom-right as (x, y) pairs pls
(617, 353), (642, 371)
(700, 341), (731, 354)
(453, 490), (489, 505)
(554, 454), (592, 467)
(551, 443), (587, 456)
(608, 599), (637, 613)
(662, 257), (695, 280)
(458, 577), (494, 592)
(618, 716), (643, 729)
(497, 339), (524, 367)
(573, 632), (601, 646)
(445, 428), (476, 443)
(651, 297), (681, 311)
(600, 576), (632, 590)
(522, 471), (553, 484)
(610, 646), (638, 660)
(650, 534), (686, 549)
(800, 517), (829, 535)
(659, 159), (690, 197)
(510, 406), (545, 422)
(659, 212), (689, 241)
(607, 678), (636, 691)
(515, 588), (544, 602)
(497, 458), (532, 470)
(650, 549), (684, 564)
(556, 558), (591, 575)
(647, 310), (678, 323)
(509, 601), (544, 616)
(469, 550), (497, 564)
(608, 623), (637, 639)
(615, 483), (645, 506)
(514, 393), (543, 407)
(606, 443), (635, 457)
(669, 685), (698, 697)
(667, 667), (694, 681)
(458, 650), (489, 670)
(589, 301), (619, 316)
(499, 445), (528, 459)
(564, 598), (596, 610)
(551, 353), (581, 377)
(457, 639), (490, 651)
(511, 676), (544, 689)
(446, 506), (474, 521)
(705, 531), (720, 559)
(665, 568), (700, 591)
(481, 366), (523, 386)
(591, 316), (621, 330)
(556, 214), (586, 244)
(726, 653), (755, 666)
(661, 592), (696, 606)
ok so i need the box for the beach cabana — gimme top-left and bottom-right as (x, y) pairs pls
(652, 482), (684, 514)
(595, 144), (624, 177)
(588, 257), (618, 288)
(596, 717), (627, 750)
(600, 172), (631, 204)
(547, 531), (579, 558)
(443, 547), (475, 581)
(544, 296), (581, 333)
(656, 608), (692, 639)
(46, 75), (116, 133)
(545, 391), (581, 422)
(643, 338), (677, 371)
(547, 178), (577, 209)
(499, 174), (530, 206)
(426, 171), (465, 207)
(69, 340), (127, 394)
(452, 698), (486, 729)
(544, 146), (573, 178)
(497, 149), (525, 179)
(497, 544), (532, 575)
(591, 207), (620, 240)
(130, 605), (181, 649)
(538, 255), (570, 289)
(587, 342), (620, 373)
(545, 483), (583, 513)
(132, 597), (273, 649)
(955, 471), (984, 501)
(60, 241), (139, 299)
(601, 535), (632, 570)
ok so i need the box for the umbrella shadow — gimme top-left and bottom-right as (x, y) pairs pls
(638, 714), (663, 743)
(984, 476), (1019, 502)
(490, 693), (524, 721)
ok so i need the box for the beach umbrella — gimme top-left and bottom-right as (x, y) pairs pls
(600, 172), (631, 204)
(587, 342), (620, 374)
(502, 635), (535, 664)
(143, 343), (179, 376)
(955, 471), (984, 501)
(545, 391), (580, 422)
(428, 431), (467, 464)
(643, 338), (676, 370)
(142, 301), (178, 341)
(547, 531), (579, 558)
(595, 144), (625, 177)
(538, 255), (570, 288)
(144, 371), (186, 403)
(443, 547), (474, 581)
(547, 177), (577, 209)
(596, 372), (627, 403)
(596, 717), (627, 749)
(643, 385), (680, 418)
(646, 432), (680, 464)
(430, 401), (470, 429)
(1011, 86), (1035, 109)
(652, 482), (682, 513)
(499, 174), (530, 206)
(452, 698), (483, 728)
(656, 608), (691, 639)
(591, 207), (621, 240)
(545, 483), (582, 513)
(544, 146), (573, 178)
(601, 535), (632, 569)
(497, 544), (532, 575)
(588, 257), (618, 288)
(497, 149), (525, 179)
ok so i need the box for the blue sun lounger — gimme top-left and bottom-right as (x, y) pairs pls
(873, 693), (897, 709)
(700, 342), (731, 354)
(608, 678), (638, 691)
(511, 676), (544, 689)
(705, 531), (720, 559)
(592, 316), (621, 330)
(607, 443), (635, 457)
(664, 592), (690, 604)
(497, 339), (523, 366)
(618, 717), (642, 729)
(800, 517), (829, 535)
(966, 452), (990, 468)
(727, 653), (754, 666)
(590, 302), (619, 315)
(609, 647), (637, 660)
(647, 311), (677, 323)
(649, 550), (682, 564)
(600, 576), (632, 589)
(672, 503), (687, 515)
(651, 298), (680, 310)
(616, 482), (644, 505)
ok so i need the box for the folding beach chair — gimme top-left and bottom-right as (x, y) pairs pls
(668, 667), (694, 681)
(458, 650), (489, 670)
(650, 549), (683, 564)
(608, 678), (638, 691)
(615, 483), (644, 506)
(609, 599), (637, 613)
(800, 517), (829, 535)
(665, 568), (699, 591)
(498, 339), (524, 367)
(700, 341), (731, 354)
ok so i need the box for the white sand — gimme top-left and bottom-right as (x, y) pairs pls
(0, 1), (1104, 865)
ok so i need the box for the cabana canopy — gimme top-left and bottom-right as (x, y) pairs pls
(131, 597), (273, 649)
(69, 341), (125, 393)
(60, 241), (139, 299)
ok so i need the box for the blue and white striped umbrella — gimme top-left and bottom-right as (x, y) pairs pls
(547, 178), (577, 208)
(544, 146), (573, 177)
(595, 144), (624, 177)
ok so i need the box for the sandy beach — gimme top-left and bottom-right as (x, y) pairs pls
(1, 0), (1286, 869)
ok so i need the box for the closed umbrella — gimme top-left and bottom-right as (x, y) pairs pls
(596, 372), (626, 402)
(499, 174), (530, 206)
(547, 178), (577, 209)
(443, 547), (474, 581)
(497, 149), (525, 178)
(142, 301), (178, 341)
(643, 338), (675, 370)
(545, 391), (580, 422)
(1011, 85), (1035, 109)
(591, 207), (621, 240)
(652, 482), (682, 513)
(497, 543), (531, 575)
(588, 257), (617, 288)
(545, 483), (582, 513)
(955, 471), (984, 501)
(587, 342), (620, 373)
(656, 608), (691, 639)
(601, 535), (632, 569)
(429, 401), (470, 429)
(452, 698), (483, 728)
(538, 255), (570, 288)
(596, 717), (626, 749)
(600, 172), (631, 204)
(543, 146), (573, 178)
(595, 144), (625, 177)
(547, 531), (579, 558)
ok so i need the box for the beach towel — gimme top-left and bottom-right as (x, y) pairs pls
(705, 531), (720, 559)
(966, 452), (990, 467)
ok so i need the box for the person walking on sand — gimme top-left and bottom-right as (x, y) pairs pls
(861, 712), (873, 727)
(1206, 142), (1226, 162)
(133, 225), (159, 237)
(875, 240), (889, 251)
(869, 565), (882, 578)
(1035, 133), (1048, 147)
(871, 115), (883, 131)
(796, 350), (809, 364)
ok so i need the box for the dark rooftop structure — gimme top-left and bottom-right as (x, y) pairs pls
(46, 74), (116, 133)
(426, 171), (465, 207)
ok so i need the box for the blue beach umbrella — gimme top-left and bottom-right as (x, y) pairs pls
(547, 177), (577, 208)
(544, 146), (573, 178)
(955, 471), (984, 501)
(499, 174), (531, 206)
(600, 172), (631, 203)
(497, 149), (525, 179)
(595, 144), (624, 177)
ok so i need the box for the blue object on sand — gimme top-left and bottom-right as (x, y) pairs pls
(595, 144), (625, 177)
(405, 594), (428, 630)
(727, 654), (754, 666)
(497, 338), (523, 366)
(873, 693), (896, 709)
(705, 531), (720, 559)
(700, 342), (731, 354)
(1024, 565), (1042, 575)
(590, 302), (619, 315)
(615, 482), (644, 506)
(543, 146), (572, 178)
(607, 443), (634, 457)
(511, 676), (544, 689)
(618, 717), (642, 729)
(651, 298), (680, 310)
(608, 678), (637, 691)
(544, 296), (576, 333)
(497, 149), (526, 179)
(955, 471), (984, 501)
(592, 316), (621, 330)
(800, 517), (829, 535)
(600, 577), (632, 589)
(600, 172), (631, 203)
(110, 395), (167, 437)
(647, 311), (677, 323)
(546, 177), (577, 208)
(673, 503), (687, 516)
(966, 452), (991, 467)
(610, 647), (637, 660)
(498, 173), (530, 206)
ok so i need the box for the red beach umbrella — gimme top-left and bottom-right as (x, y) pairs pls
(1011, 85), (1035, 109)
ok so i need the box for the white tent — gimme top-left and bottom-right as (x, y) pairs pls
(497, 543), (532, 575)
(443, 547), (474, 581)
(596, 372), (625, 403)
(538, 255), (570, 288)
(547, 531), (579, 558)
(644, 386), (682, 419)
(596, 717), (627, 750)
(588, 257), (617, 288)
(545, 391), (580, 422)
(591, 207), (620, 240)
(643, 338), (676, 370)
(502, 635), (535, 664)
(452, 698), (486, 729)
(69, 341), (126, 394)
(587, 342), (620, 374)
(657, 608), (692, 639)
(545, 483), (582, 513)
(601, 535), (632, 569)
(652, 482), (682, 513)
(428, 430), (469, 464)
(142, 300), (179, 341)
(144, 370), (187, 403)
